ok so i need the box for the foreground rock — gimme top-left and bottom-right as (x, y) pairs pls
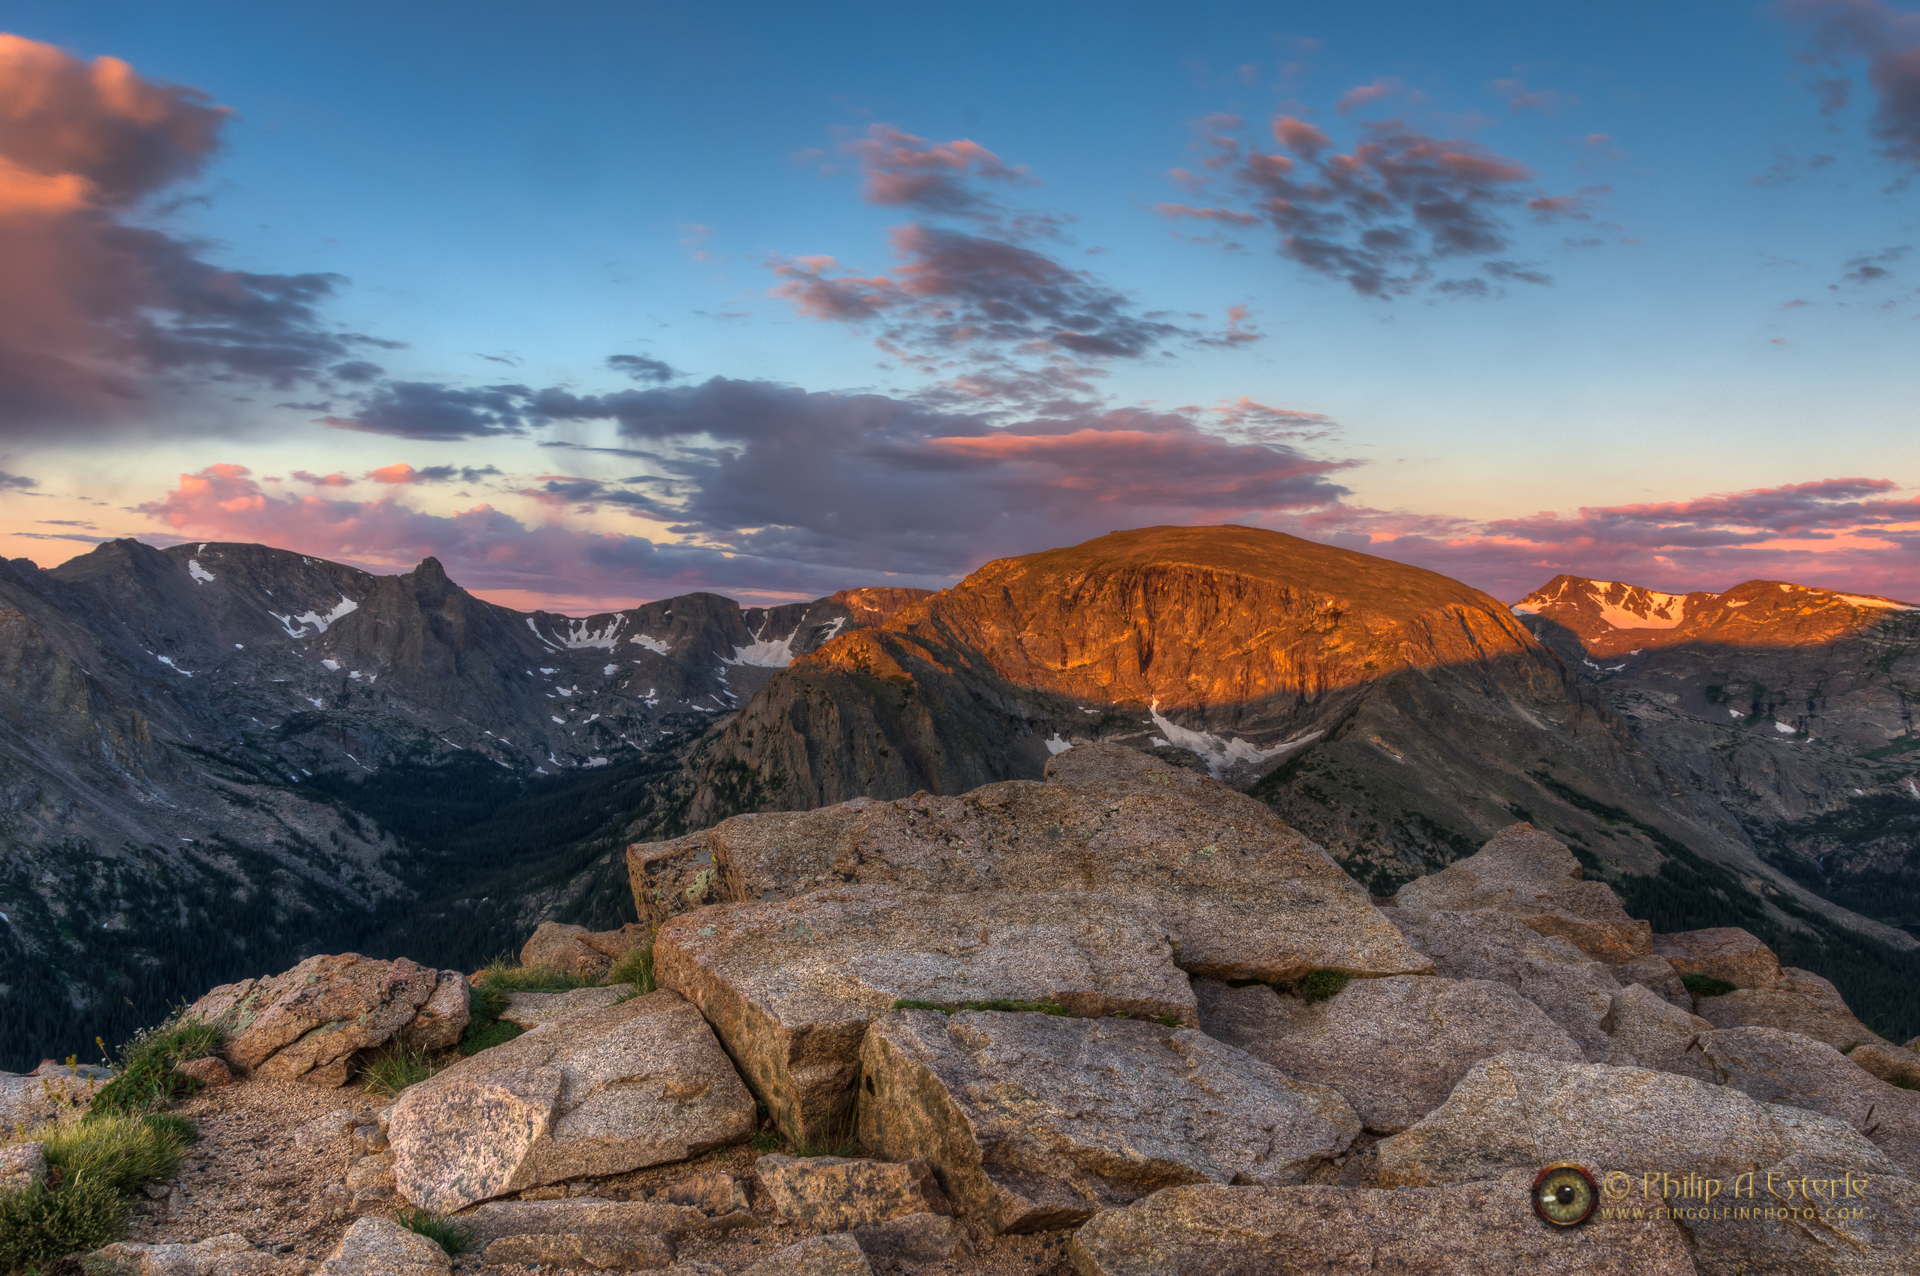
(91, 1232), (306, 1276)
(754, 1153), (952, 1229)
(459, 1196), (755, 1242)
(498, 985), (633, 1029)
(1653, 926), (1784, 988)
(188, 954), (468, 1085)
(1393, 824), (1652, 964)
(1600, 983), (1717, 1082)
(520, 921), (652, 983)
(738, 1234), (872, 1276)
(1193, 975), (1583, 1133)
(858, 1009), (1359, 1233)
(1680, 1150), (1920, 1276)
(1067, 1173), (1694, 1275)
(0, 1065), (101, 1127)
(389, 991), (755, 1212)
(1701, 1026), (1920, 1176)
(630, 743), (1430, 984)
(1376, 1049), (1899, 1187)
(1849, 1042), (1920, 1088)
(0, 1141), (46, 1192)
(1383, 907), (1622, 1058)
(656, 884), (1197, 1142)
(1692, 966), (1889, 1052)
(322, 1217), (451, 1276)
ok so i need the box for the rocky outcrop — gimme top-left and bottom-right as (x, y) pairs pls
(857, 1009), (1359, 1233)
(753, 1154), (952, 1230)
(1375, 1049), (1899, 1187)
(1849, 1042), (1920, 1088)
(498, 986), (633, 1029)
(738, 1234), (872, 1276)
(1379, 906), (1621, 1059)
(188, 954), (465, 1086)
(632, 743), (1431, 985)
(1393, 824), (1653, 964)
(90, 1232), (309, 1276)
(1067, 1173), (1695, 1276)
(654, 883), (1196, 1142)
(321, 1217), (451, 1276)
(1192, 975), (1584, 1133)
(0, 1141), (46, 1193)
(1690, 966), (1890, 1051)
(1677, 1150), (1920, 1276)
(1701, 1026), (1920, 1176)
(519, 922), (651, 983)
(0, 1064), (103, 1127)
(388, 991), (755, 1212)
(1601, 983), (1718, 1082)
(1653, 926), (1785, 988)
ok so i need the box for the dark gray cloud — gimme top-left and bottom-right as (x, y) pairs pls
(0, 470), (36, 490)
(322, 381), (532, 440)
(606, 354), (678, 383)
(1786, 0), (1920, 169)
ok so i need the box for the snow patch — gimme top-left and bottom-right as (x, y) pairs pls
(1908, 778), (1920, 801)
(306, 697), (323, 709)
(603, 664), (619, 676)
(557, 686), (574, 697)
(1834, 593), (1920, 611)
(582, 756), (610, 768)
(187, 559), (215, 584)
(1149, 699), (1323, 778)
(321, 659), (341, 672)
(1774, 720), (1796, 735)
(234, 644), (243, 649)
(551, 715), (565, 724)
(632, 636), (673, 656)
(270, 595), (359, 639)
(1149, 736), (1171, 747)
(1729, 708), (1746, 719)
(724, 623), (796, 668)
(155, 655), (193, 676)
(1045, 734), (1072, 755)
(542, 615), (627, 650)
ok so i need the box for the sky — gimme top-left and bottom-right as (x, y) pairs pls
(0, 0), (1915, 613)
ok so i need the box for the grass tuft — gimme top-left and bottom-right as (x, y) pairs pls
(89, 1016), (222, 1117)
(457, 1018), (525, 1058)
(0, 1177), (128, 1271)
(1682, 973), (1739, 999)
(360, 1044), (436, 1098)
(1888, 1073), (1920, 1092)
(474, 958), (595, 996)
(39, 1113), (193, 1197)
(604, 939), (656, 996)
(890, 998), (1068, 1016)
(1276, 970), (1351, 1003)
(393, 1205), (474, 1255)
(749, 1130), (782, 1153)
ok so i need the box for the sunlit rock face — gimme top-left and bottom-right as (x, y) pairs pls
(675, 526), (1713, 894)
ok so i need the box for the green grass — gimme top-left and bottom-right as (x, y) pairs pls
(890, 998), (1069, 1016)
(1277, 971), (1352, 1003)
(474, 958), (596, 996)
(88, 1016), (222, 1117)
(749, 1130), (782, 1153)
(360, 1045), (436, 1098)
(1682, 973), (1739, 999)
(604, 940), (656, 995)
(0, 1176), (128, 1271)
(392, 1205), (474, 1255)
(456, 1018), (525, 1057)
(1888, 1074), (1920, 1092)
(39, 1113), (194, 1197)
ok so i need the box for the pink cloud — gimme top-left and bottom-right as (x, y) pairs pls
(0, 35), (378, 435)
(838, 124), (1034, 219)
(1272, 477), (1920, 601)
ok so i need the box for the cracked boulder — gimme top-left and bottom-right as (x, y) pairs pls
(388, 991), (755, 1213)
(188, 954), (462, 1086)
(1376, 1049), (1899, 1188)
(1691, 967), (1889, 1053)
(1600, 983), (1718, 1082)
(1701, 1026), (1920, 1177)
(1193, 974), (1583, 1133)
(857, 1008), (1359, 1233)
(1382, 907), (1624, 1060)
(654, 884), (1196, 1143)
(1066, 1174), (1695, 1276)
(630, 744), (1430, 985)
(1393, 824), (1652, 965)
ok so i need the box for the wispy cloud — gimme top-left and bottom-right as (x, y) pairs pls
(1783, 0), (1920, 169)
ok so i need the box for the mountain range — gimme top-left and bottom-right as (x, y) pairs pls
(2, 526), (1916, 1067)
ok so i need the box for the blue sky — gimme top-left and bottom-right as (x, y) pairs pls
(0, 0), (1915, 609)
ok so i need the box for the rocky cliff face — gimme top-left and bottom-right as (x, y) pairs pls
(1514, 574), (1920, 928)
(676, 526), (1894, 963)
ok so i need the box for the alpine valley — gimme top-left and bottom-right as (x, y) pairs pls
(3, 526), (1917, 1068)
